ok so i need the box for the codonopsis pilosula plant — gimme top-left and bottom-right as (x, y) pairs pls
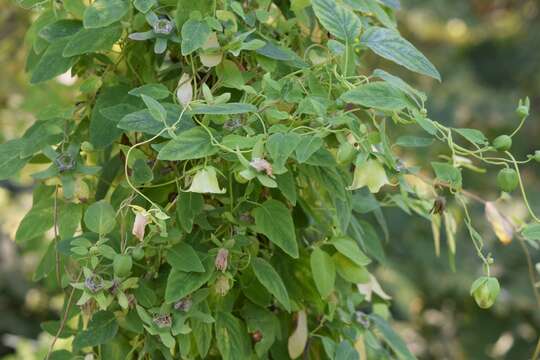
(6, 0), (540, 359)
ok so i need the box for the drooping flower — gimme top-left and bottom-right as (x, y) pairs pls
(214, 275), (230, 296)
(348, 159), (389, 193)
(250, 157), (273, 177)
(485, 201), (514, 245)
(187, 167), (226, 194)
(132, 211), (149, 241)
(176, 73), (192, 107)
(215, 248), (229, 272)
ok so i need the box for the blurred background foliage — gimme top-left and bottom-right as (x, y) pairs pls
(0, 0), (539, 359)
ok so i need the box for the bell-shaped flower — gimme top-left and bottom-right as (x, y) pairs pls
(187, 167), (226, 194)
(215, 248), (229, 272)
(176, 73), (192, 107)
(348, 159), (389, 193)
(132, 210), (149, 241)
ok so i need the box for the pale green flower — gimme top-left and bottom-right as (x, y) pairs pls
(188, 167), (226, 194)
(348, 159), (389, 193)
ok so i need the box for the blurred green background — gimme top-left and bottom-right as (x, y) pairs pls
(1, 0), (539, 359)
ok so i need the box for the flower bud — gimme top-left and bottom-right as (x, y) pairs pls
(132, 212), (149, 241)
(215, 248), (229, 272)
(516, 97), (530, 118)
(470, 276), (500, 309)
(214, 275), (230, 296)
(176, 73), (192, 107)
(533, 150), (540, 163)
(250, 158), (273, 177)
(174, 297), (193, 312)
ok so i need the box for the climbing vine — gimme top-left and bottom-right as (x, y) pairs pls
(4, 0), (540, 358)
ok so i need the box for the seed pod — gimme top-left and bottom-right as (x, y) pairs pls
(113, 254), (133, 278)
(533, 150), (540, 163)
(337, 142), (355, 164)
(470, 276), (500, 309)
(492, 135), (512, 151)
(132, 246), (145, 261)
(496, 168), (519, 193)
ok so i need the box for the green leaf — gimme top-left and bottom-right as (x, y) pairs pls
(190, 103), (257, 115)
(431, 162), (462, 189)
(175, 0), (215, 29)
(33, 242), (56, 281)
(252, 199), (298, 258)
(117, 103), (193, 136)
(395, 135), (434, 147)
(157, 127), (218, 161)
(83, 0), (129, 28)
(166, 242), (205, 272)
(48, 350), (74, 360)
(275, 171), (297, 205)
(312, 0), (361, 42)
(73, 311), (119, 349)
(133, 0), (156, 13)
(39, 19), (83, 42)
(84, 200), (117, 234)
(332, 236), (371, 266)
(165, 255), (214, 303)
(141, 94), (167, 124)
(251, 257), (291, 312)
(129, 84), (170, 100)
(58, 202), (83, 239)
(266, 132), (301, 170)
(181, 19), (211, 56)
(31, 38), (77, 84)
(340, 82), (409, 111)
(215, 312), (251, 360)
(370, 315), (416, 360)
(0, 140), (30, 180)
(345, 0), (396, 29)
(131, 159), (153, 184)
(175, 192), (204, 233)
(15, 199), (54, 243)
(362, 27), (441, 81)
(454, 128), (488, 145)
(333, 253), (370, 283)
(90, 84), (133, 148)
(310, 248), (336, 298)
(63, 23), (122, 56)
(295, 135), (323, 163)
(522, 224), (540, 241)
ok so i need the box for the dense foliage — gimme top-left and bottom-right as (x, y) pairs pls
(4, 0), (540, 358)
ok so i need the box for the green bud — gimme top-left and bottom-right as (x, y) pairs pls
(492, 135), (512, 152)
(81, 141), (94, 152)
(113, 254), (133, 278)
(337, 142), (355, 164)
(516, 97), (530, 118)
(496, 168), (518, 193)
(132, 247), (144, 261)
(533, 150), (540, 163)
(470, 276), (500, 309)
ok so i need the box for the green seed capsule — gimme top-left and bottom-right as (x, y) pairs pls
(496, 168), (519, 192)
(337, 142), (355, 164)
(533, 150), (540, 163)
(470, 276), (500, 309)
(132, 247), (144, 261)
(492, 135), (512, 151)
(113, 254), (133, 277)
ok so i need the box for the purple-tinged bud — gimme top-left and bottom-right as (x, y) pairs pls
(215, 248), (229, 272)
